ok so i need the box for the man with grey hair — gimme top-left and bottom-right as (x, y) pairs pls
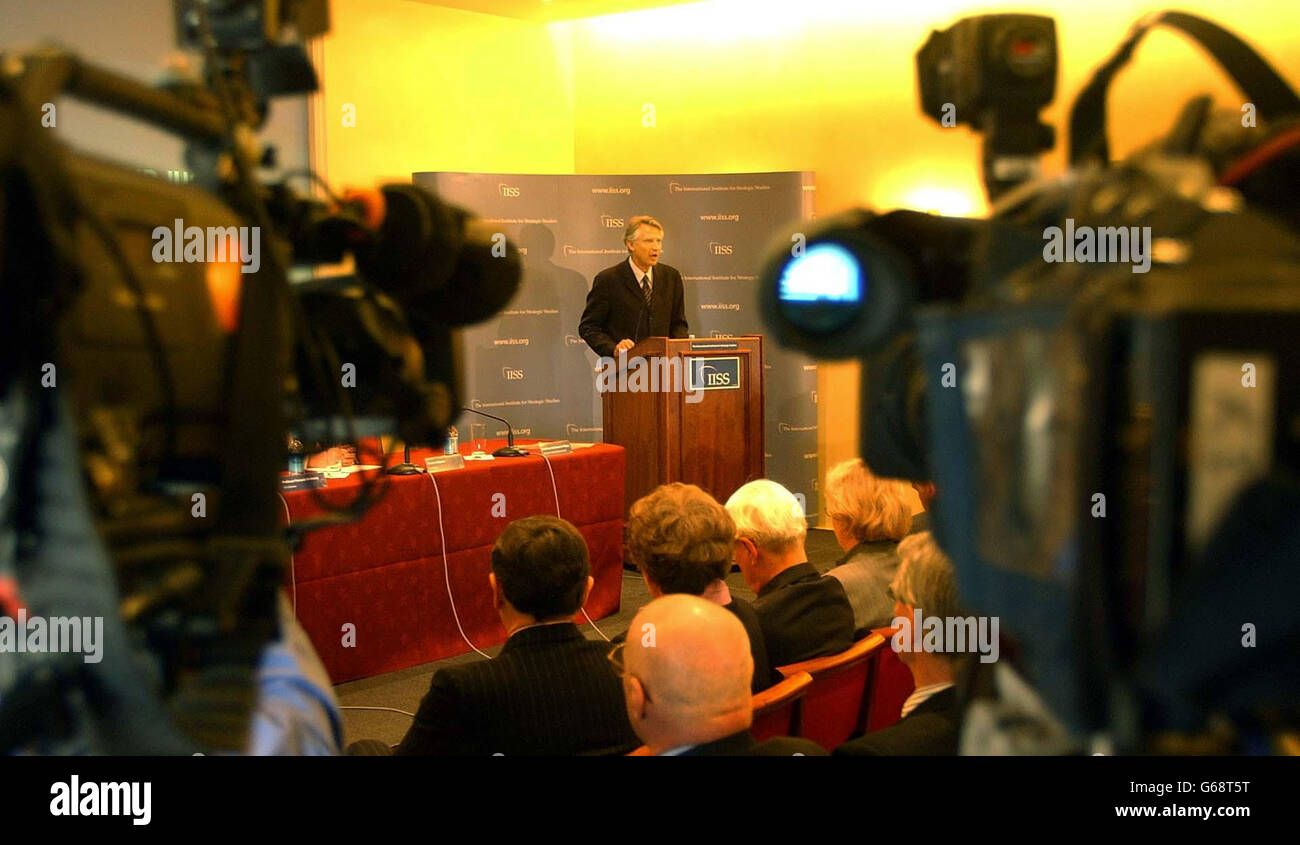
(836, 531), (964, 755)
(579, 214), (689, 358)
(725, 479), (855, 668)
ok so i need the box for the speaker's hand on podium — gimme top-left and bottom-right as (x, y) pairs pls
(614, 338), (635, 355)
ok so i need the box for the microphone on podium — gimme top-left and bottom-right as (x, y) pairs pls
(460, 407), (528, 457)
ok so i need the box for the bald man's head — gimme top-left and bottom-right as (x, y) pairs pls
(621, 594), (754, 752)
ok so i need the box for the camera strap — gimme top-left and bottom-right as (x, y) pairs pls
(1069, 10), (1300, 166)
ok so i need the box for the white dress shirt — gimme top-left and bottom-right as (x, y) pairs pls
(629, 257), (652, 293)
(900, 681), (955, 719)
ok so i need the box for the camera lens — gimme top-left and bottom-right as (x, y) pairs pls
(776, 242), (866, 333)
(759, 210), (914, 360)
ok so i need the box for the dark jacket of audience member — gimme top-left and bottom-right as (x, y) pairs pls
(834, 687), (960, 756)
(395, 621), (638, 756)
(394, 515), (638, 756)
(682, 731), (826, 756)
(753, 562), (856, 668)
(725, 595), (775, 691)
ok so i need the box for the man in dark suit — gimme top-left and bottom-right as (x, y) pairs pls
(725, 480), (856, 669)
(836, 532), (965, 756)
(579, 215), (689, 358)
(394, 515), (638, 756)
(618, 594), (825, 756)
(834, 687), (959, 755)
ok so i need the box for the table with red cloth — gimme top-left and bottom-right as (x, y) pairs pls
(281, 441), (626, 683)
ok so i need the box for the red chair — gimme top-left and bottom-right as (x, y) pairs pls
(863, 626), (915, 732)
(749, 671), (812, 741)
(775, 634), (887, 751)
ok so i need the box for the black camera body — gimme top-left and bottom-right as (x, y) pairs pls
(760, 11), (1300, 747)
(917, 14), (1057, 198)
(0, 0), (519, 752)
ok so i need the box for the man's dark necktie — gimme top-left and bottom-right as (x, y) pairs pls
(641, 275), (652, 306)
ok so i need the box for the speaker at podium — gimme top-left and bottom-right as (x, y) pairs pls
(599, 335), (765, 513)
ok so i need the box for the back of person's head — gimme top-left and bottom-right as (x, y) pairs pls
(626, 483), (735, 595)
(892, 531), (961, 623)
(491, 515), (590, 620)
(622, 594), (753, 751)
(724, 479), (806, 554)
(824, 458), (914, 543)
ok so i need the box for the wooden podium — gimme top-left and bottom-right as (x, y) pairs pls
(601, 336), (765, 514)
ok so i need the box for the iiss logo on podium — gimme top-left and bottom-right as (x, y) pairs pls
(687, 357), (741, 391)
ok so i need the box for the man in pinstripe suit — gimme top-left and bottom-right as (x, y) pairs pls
(394, 516), (638, 756)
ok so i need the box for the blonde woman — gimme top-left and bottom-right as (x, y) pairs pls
(823, 458), (915, 631)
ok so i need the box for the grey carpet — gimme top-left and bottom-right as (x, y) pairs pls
(334, 527), (846, 747)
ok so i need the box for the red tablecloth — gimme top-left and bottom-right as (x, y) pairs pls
(282, 441), (626, 682)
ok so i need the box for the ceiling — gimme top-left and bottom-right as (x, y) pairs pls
(408, 0), (708, 23)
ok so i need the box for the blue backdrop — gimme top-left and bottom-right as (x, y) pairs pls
(415, 171), (822, 520)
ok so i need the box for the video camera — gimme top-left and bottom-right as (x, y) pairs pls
(0, 0), (520, 752)
(759, 11), (1300, 750)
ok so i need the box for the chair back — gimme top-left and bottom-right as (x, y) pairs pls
(863, 627), (915, 732)
(749, 671), (812, 741)
(776, 634), (886, 751)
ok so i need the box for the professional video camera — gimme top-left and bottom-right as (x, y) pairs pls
(0, 0), (520, 752)
(759, 11), (1300, 751)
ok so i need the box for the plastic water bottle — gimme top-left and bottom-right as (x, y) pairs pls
(444, 426), (459, 455)
(287, 434), (306, 475)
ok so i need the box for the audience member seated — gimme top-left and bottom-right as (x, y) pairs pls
(616, 594), (826, 756)
(725, 479), (855, 667)
(836, 532), (965, 756)
(394, 515), (639, 756)
(622, 483), (774, 692)
(823, 458), (915, 632)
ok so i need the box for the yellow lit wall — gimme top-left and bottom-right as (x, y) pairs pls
(314, 0), (1300, 521)
(563, 0), (1300, 520)
(316, 0), (575, 187)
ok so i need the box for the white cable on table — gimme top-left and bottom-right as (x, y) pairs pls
(427, 470), (492, 659)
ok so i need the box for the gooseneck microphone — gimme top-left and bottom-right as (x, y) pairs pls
(386, 443), (423, 475)
(460, 407), (528, 457)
